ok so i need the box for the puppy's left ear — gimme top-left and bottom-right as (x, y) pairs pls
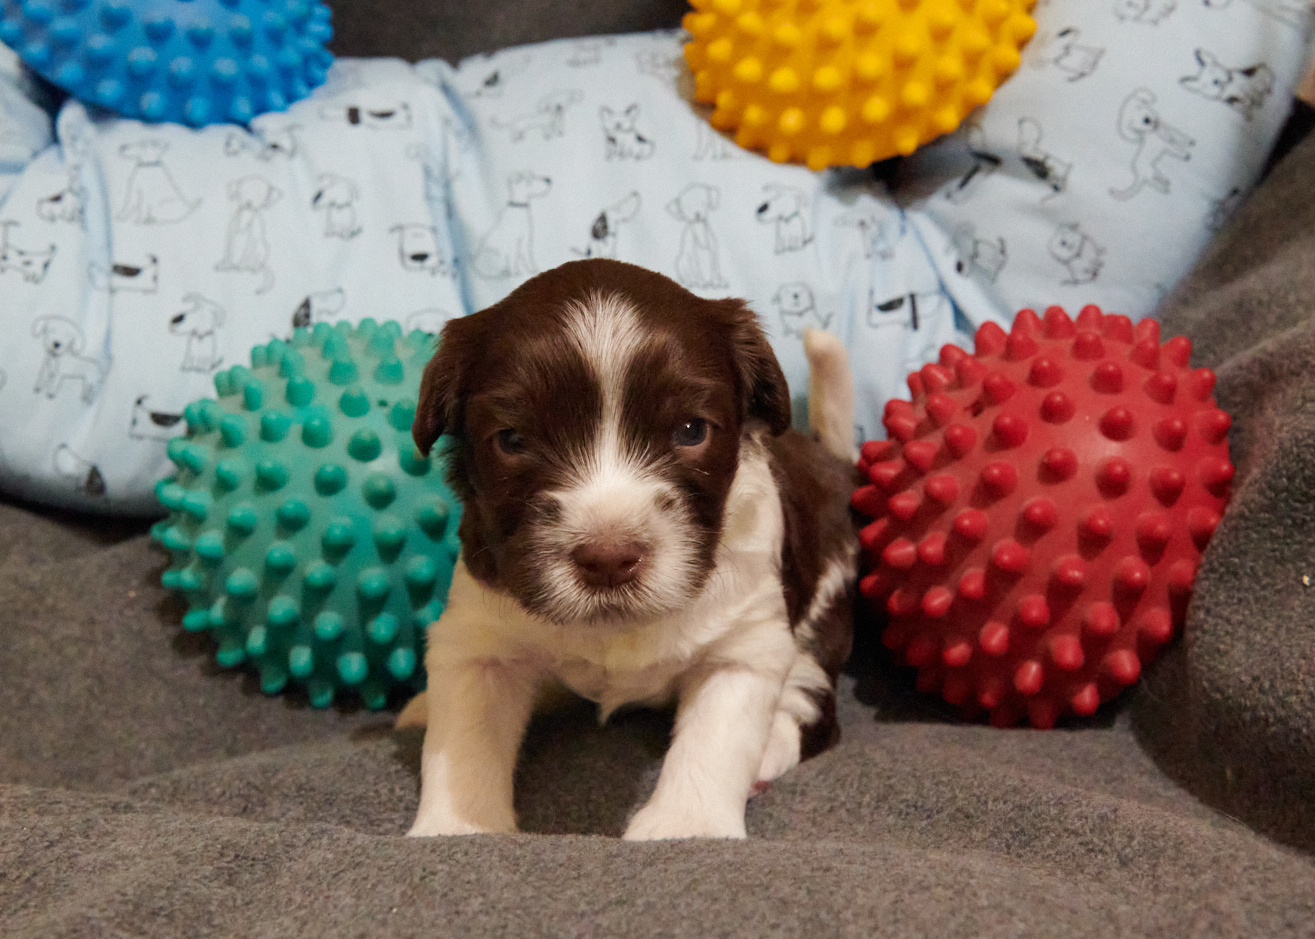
(412, 314), (483, 455)
(720, 299), (791, 436)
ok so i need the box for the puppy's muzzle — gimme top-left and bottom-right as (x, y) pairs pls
(571, 539), (646, 590)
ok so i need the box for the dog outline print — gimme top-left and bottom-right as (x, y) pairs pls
(291, 288), (347, 330)
(170, 294), (226, 373)
(116, 140), (199, 225)
(0, 221), (55, 284)
(1113, 0), (1177, 24)
(1180, 48), (1275, 120)
(951, 223), (1008, 282)
(867, 289), (928, 332)
(756, 185), (813, 254)
(392, 224), (451, 276)
(492, 89), (583, 142)
(37, 167), (86, 224)
(865, 286), (955, 379)
(774, 282), (830, 338)
(31, 314), (107, 404)
(635, 48), (684, 85)
(312, 173), (363, 240)
(667, 183), (727, 291)
(1048, 222), (1105, 285)
(459, 52), (533, 99)
(835, 207), (896, 260)
(1110, 88), (1194, 201)
(215, 175), (282, 294)
(574, 191), (641, 259)
(318, 101), (413, 129)
(1018, 117), (1072, 197)
(129, 394), (185, 442)
(472, 171), (552, 279)
(601, 104), (657, 160)
(224, 125), (298, 160)
(1032, 26), (1104, 81)
(835, 207), (897, 260)
(89, 255), (159, 294)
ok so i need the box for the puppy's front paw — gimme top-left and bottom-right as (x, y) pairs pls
(407, 788), (518, 838)
(407, 812), (516, 838)
(622, 801), (747, 841)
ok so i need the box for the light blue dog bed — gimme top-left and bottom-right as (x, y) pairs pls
(0, 1), (1310, 514)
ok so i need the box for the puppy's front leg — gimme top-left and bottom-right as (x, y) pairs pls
(407, 658), (539, 837)
(623, 653), (789, 841)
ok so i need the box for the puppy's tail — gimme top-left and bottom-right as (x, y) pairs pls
(803, 328), (856, 464)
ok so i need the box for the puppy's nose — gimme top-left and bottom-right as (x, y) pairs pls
(571, 540), (644, 589)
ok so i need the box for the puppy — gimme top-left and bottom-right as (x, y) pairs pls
(402, 259), (858, 841)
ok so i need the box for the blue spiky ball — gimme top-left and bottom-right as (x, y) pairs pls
(0, 0), (333, 126)
(151, 319), (461, 710)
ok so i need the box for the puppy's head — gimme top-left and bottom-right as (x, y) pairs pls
(414, 259), (789, 626)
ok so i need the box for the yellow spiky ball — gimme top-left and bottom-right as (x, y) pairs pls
(683, 0), (1037, 170)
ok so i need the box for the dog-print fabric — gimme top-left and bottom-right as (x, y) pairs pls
(898, 0), (1313, 320)
(0, 59), (468, 513)
(0, 0), (1310, 514)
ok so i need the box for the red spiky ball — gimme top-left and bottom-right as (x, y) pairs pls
(854, 304), (1233, 728)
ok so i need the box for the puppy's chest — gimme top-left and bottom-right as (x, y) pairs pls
(551, 644), (686, 714)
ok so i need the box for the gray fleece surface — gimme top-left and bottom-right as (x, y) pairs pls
(1131, 128), (1315, 859)
(4, 4), (1315, 935)
(2, 497), (1312, 939)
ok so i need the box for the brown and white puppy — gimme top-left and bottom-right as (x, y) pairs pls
(403, 259), (858, 840)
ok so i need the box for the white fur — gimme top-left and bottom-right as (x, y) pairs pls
(408, 438), (803, 840)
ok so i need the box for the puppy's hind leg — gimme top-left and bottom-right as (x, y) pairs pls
(755, 651), (832, 786)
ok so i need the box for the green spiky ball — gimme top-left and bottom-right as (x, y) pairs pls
(151, 319), (460, 710)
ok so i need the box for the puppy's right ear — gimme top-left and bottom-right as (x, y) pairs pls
(412, 315), (480, 456)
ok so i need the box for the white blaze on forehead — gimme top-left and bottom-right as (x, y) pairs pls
(562, 291), (649, 483)
(530, 290), (701, 623)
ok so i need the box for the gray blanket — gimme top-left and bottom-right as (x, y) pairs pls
(4, 5), (1315, 936)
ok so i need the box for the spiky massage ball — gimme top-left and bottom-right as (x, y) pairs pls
(682, 0), (1037, 170)
(0, 0), (333, 127)
(151, 320), (461, 710)
(853, 305), (1233, 728)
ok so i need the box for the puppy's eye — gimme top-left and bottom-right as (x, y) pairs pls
(672, 418), (708, 448)
(495, 428), (526, 455)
